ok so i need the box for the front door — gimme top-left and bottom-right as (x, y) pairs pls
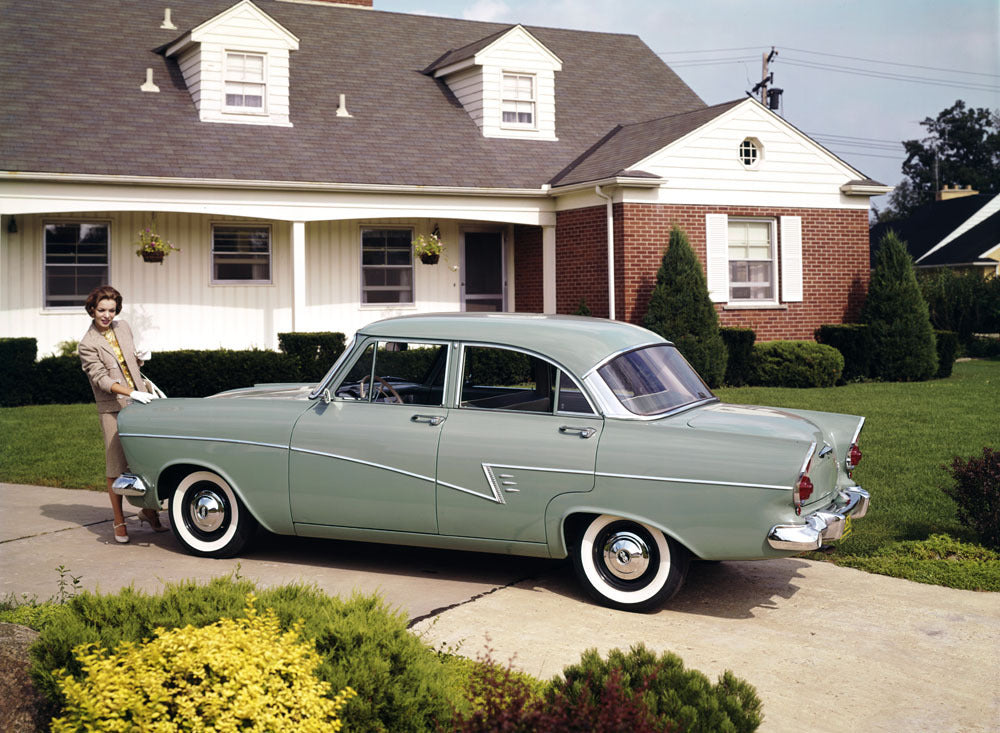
(462, 231), (505, 312)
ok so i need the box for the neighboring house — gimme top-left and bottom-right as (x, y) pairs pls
(870, 190), (1000, 277)
(0, 0), (890, 356)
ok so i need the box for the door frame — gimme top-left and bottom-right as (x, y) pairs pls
(460, 227), (507, 312)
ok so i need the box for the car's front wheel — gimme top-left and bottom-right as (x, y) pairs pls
(170, 470), (257, 558)
(572, 514), (688, 612)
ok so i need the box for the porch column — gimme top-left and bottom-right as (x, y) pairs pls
(542, 224), (556, 314)
(291, 221), (306, 331)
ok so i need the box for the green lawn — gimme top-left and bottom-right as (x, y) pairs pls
(2, 360), (998, 589)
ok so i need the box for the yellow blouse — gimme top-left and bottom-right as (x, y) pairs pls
(102, 327), (136, 391)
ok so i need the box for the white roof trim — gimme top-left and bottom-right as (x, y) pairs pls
(916, 193), (1000, 263)
(193, 0), (299, 47)
(474, 25), (563, 70)
(841, 182), (893, 197)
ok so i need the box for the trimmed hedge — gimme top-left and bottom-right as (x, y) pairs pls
(720, 327), (755, 387)
(33, 356), (92, 405)
(0, 337), (38, 407)
(966, 336), (1000, 359)
(751, 341), (844, 388)
(934, 330), (959, 379)
(278, 331), (347, 382)
(142, 350), (302, 398)
(814, 324), (873, 382)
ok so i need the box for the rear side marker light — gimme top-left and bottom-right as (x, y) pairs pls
(847, 443), (862, 470)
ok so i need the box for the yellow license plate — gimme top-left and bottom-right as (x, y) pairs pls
(840, 516), (853, 541)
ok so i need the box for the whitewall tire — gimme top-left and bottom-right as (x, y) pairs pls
(170, 470), (257, 558)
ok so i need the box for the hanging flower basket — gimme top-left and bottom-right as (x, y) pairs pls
(135, 227), (180, 263)
(412, 232), (442, 264)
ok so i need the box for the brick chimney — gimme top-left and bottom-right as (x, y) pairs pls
(936, 184), (979, 201)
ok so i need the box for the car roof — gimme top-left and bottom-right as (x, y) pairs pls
(357, 313), (667, 376)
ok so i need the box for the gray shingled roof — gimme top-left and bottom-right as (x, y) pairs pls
(1, 0), (707, 189)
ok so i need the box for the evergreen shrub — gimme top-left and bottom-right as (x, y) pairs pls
(278, 331), (347, 382)
(32, 356), (92, 405)
(966, 336), (1000, 358)
(142, 349), (302, 397)
(814, 324), (873, 382)
(933, 330), (959, 378)
(30, 578), (462, 732)
(642, 226), (727, 387)
(720, 327), (755, 386)
(918, 269), (1000, 342)
(0, 337), (37, 406)
(862, 231), (938, 381)
(750, 341), (844, 388)
(942, 447), (1000, 550)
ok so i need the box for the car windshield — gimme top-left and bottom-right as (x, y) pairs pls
(597, 344), (715, 416)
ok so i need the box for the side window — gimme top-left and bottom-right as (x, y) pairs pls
(335, 341), (446, 406)
(212, 224), (272, 283)
(460, 346), (593, 415)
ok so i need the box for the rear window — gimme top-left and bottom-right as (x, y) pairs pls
(597, 345), (714, 416)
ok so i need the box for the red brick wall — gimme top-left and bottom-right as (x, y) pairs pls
(550, 203), (870, 341)
(513, 225), (543, 313)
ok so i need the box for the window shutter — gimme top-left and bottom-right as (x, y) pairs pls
(779, 216), (803, 302)
(705, 214), (729, 303)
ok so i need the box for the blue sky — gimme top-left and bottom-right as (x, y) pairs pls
(377, 0), (999, 209)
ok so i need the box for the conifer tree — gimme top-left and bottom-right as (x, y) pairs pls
(642, 226), (727, 387)
(862, 231), (938, 381)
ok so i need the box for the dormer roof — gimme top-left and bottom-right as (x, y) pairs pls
(426, 24), (563, 77)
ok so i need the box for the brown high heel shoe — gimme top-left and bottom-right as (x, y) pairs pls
(139, 509), (168, 533)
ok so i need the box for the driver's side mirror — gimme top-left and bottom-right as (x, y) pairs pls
(321, 388), (332, 405)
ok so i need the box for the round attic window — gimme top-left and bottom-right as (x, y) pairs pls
(739, 138), (762, 168)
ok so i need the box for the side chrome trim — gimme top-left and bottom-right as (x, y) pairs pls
(850, 417), (866, 446)
(118, 433), (287, 451)
(597, 471), (788, 491)
(290, 447), (436, 485)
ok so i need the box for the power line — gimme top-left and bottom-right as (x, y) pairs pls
(781, 46), (1000, 79)
(781, 57), (1000, 93)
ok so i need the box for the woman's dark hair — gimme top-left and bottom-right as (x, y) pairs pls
(85, 285), (123, 317)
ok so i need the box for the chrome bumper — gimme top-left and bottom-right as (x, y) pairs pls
(111, 473), (149, 497)
(767, 486), (870, 552)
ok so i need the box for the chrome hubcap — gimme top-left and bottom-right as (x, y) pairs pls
(190, 489), (225, 533)
(601, 530), (650, 580)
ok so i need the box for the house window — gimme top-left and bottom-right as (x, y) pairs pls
(739, 137), (761, 168)
(501, 73), (535, 127)
(224, 52), (266, 111)
(212, 224), (271, 283)
(727, 220), (775, 301)
(43, 222), (109, 308)
(361, 228), (413, 304)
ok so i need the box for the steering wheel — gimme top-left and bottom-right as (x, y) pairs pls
(359, 375), (403, 403)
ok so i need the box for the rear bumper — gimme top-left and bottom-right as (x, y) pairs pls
(767, 486), (870, 552)
(111, 473), (148, 497)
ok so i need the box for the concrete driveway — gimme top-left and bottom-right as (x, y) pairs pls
(2, 482), (998, 732)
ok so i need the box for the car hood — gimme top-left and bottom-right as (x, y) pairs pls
(208, 383), (316, 400)
(686, 403), (823, 444)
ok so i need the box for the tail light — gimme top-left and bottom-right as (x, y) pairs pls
(793, 460), (814, 515)
(847, 443), (862, 476)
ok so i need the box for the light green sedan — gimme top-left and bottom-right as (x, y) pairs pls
(115, 313), (869, 612)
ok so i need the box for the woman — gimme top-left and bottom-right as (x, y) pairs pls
(79, 285), (166, 543)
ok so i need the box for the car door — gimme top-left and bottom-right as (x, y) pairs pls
(435, 344), (602, 544)
(288, 339), (449, 533)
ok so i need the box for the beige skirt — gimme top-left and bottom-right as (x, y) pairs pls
(99, 411), (128, 478)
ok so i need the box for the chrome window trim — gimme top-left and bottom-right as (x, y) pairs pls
(309, 335), (357, 400)
(118, 433), (287, 451)
(582, 340), (665, 379)
(597, 471), (789, 491)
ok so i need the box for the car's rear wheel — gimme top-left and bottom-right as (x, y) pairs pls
(170, 470), (256, 558)
(572, 514), (688, 612)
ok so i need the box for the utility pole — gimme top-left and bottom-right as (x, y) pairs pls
(750, 47), (781, 110)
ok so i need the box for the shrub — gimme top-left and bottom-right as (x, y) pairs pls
(933, 330), (959, 378)
(278, 331), (347, 382)
(642, 226), (727, 387)
(918, 269), (1000, 342)
(32, 356), (92, 405)
(750, 341), (844, 388)
(573, 298), (593, 317)
(814, 324), (873, 382)
(862, 231), (938, 381)
(142, 349), (302, 397)
(51, 597), (355, 732)
(942, 447), (1000, 550)
(0, 337), (37, 406)
(966, 335), (1000, 358)
(720, 327), (755, 386)
(30, 577), (462, 731)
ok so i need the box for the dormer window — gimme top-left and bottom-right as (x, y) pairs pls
(225, 52), (266, 111)
(501, 73), (535, 128)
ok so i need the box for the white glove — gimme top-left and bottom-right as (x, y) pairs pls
(136, 350), (151, 362)
(129, 390), (156, 404)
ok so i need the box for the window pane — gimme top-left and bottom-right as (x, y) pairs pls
(461, 346), (553, 413)
(44, 223), (109, 306)
(361, 229), (413, 304)
(212, 226), (270, 281)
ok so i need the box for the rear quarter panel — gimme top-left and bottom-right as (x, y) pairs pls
(117, 399), (311, 534)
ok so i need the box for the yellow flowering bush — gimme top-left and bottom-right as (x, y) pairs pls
(50, 595), (355, 732)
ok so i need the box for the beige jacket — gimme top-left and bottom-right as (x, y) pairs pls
(79, 320), (145, 414)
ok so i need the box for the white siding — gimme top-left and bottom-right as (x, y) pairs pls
(636, 101), (870, 210)
(446, 68), (484, 130)
(1, 212), (463, 357)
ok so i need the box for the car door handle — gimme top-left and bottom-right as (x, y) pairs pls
(559, 425), (597, 439)
(411, 414), (446, 426)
